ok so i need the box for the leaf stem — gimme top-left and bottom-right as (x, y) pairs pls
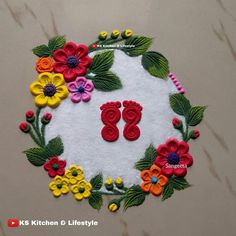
(29, 130), (43, 147)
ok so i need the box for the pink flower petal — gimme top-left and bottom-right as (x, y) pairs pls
(64, 42), (78, 56)
(84, 80), (94, 92)
(53, 62), (67, 73)
(53, 49), (67, 62)
(180, 153), (193, 166)
(154, 156), (168, 167)
(70, 92), (82, 103)
(63, 68), (77, 82)
(67, 82), (78, 92)
(177, 141), (189, 155)
(161, 166), (173, 177)
(76, 44), (89, 58)
(166, 138), (179, 153)
(173, 167), (187, 177)
(79, 56), (92, 67)
(157, 144), (168, 157)
(74, 65), (87, 76)
(81, 91), (91, 102)
(75, 77), (86, 87)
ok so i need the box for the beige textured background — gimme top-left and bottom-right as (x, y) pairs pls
(0, 0), (236, 235)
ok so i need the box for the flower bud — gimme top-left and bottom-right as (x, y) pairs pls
(172, 117), (182, 129)
(41, 112), (52, 125)
(25, 110), (35, 123)
(19, 122), (30, 133)
(98, 31), (108, 40)
(105, 177), (114, 191)
(115, 177), (124, 189)
(121, 29), (133, 39)
(108, 199), (120, 212)
(189, 130), (200, 139)
(111, 30), (120, 39)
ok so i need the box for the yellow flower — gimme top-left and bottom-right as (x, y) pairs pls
(71, 180), (92, 201)
(30, 72), (69, 108)
(105, 177), (113, 185)
(115, 177), (123, 185)
(108, 200), (120, 212)
(65, 165), (84, 185)
(122, 29), (133, 39)
(111, 30), (120, 39)
(99, 31), (108, 40)
(49, 176), (69, 197)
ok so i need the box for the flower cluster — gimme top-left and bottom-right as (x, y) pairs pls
(98, 29), (133, 40)
(48, 165), (92, 200)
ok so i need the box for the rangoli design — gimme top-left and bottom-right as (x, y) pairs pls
(19, 29), (206, 212)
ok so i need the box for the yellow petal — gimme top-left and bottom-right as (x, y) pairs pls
(38, 72), (52, 85)
(35, 94), (48, 107)
(65, 170), (72, 179)
(52, 189), (61, 197)
(85, 183), (92, 191)
(30, 82), (44, 95)
(69, 177), (78, 185)
(83, 190), (91, 198)
(61, 186), (69, 194)
(78, 180), (86, 188)
(76, 174), (84, 182)
(62, 178), (69, 185)
(74, 193), (83, 201)
(47, 95), (61, 108)
(49, 182), (57, 190)
(52, 73), (65, 87)
(56, 85), (69, 99)
(54, 176), (63, 183)
(71, 185), (79, 194)
(76, 166), (84, 173)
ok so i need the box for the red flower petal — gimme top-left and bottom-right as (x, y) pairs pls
(64, 42), (78, 56)
(49, 156), (59, 164)
(76, 44), (89, 58)
(57, 168), (65, 176)
(166, 138), (179, 153)
(173, 167), (187, 177)
(44, 162), (51, 171)
(63, 68), (77, 82)
(180, 153), (193, 166)
(48, 170), (57, 177)
(157, 144), (168, 157)
(53, 49), (67, 63)
(177, 141), (189, 155)
(161, 166), (173, 177)
(58, 160), (66, 168)
(154, 156), (167, 167)
(53, 62), (67, 73)
(74, 65), (87, 76)
(79, 56), (92, 67)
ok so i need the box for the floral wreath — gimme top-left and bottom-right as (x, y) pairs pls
(19, 29), (206, 212)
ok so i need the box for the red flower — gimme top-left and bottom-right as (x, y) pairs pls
(25, 110), (34, 118)
(172, 117), (182, 128)
(19, 122), (30, 133)
(44, 112), (52, 121)
(44, 156), (66, 177)
(154, 138), (193, 177)
(53, 42), (92, 83)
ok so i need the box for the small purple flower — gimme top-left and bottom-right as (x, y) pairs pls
(67, 77), (94, 103)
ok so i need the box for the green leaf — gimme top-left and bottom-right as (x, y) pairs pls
(169, 93), (191, 116)
(88, 192), (103, 210)
(124, 185), (147, 211)
(162, 180), (174, 201)
(172, 177), (191, 190)
(46, 136), (64, 156)
(135, 144), (157, 171)
(90, 173), (103, 190)
(186, 106), (206, 126)
(90, 51), (114, 73)
(123, 36), (152, 56)
(32, 44), (50, 57)
(88, 71), (122, 91)
(48, 35), (66, 52)
(142, 51), (169, 79)
(23, 147), (50, 166)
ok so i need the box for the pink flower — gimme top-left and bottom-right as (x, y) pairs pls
(53, 42), (92, 83)
(154, 138), (193, 177)
(67, 77), (94, 103)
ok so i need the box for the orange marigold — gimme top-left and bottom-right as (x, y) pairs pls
(36, 57), (54, 73)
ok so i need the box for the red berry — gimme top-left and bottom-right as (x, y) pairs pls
(92, 44), (97, 48)
(172, 117), (181, 127)
(19, 122), (30, 133)
(194, 130), (200, 138)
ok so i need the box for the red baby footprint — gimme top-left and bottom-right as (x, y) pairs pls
(100, 101), (121, 142)
(122, 100), (142, 141)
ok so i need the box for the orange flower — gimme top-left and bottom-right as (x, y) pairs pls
(141, 165), (168, 196)
(36, 57), (54, 73)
